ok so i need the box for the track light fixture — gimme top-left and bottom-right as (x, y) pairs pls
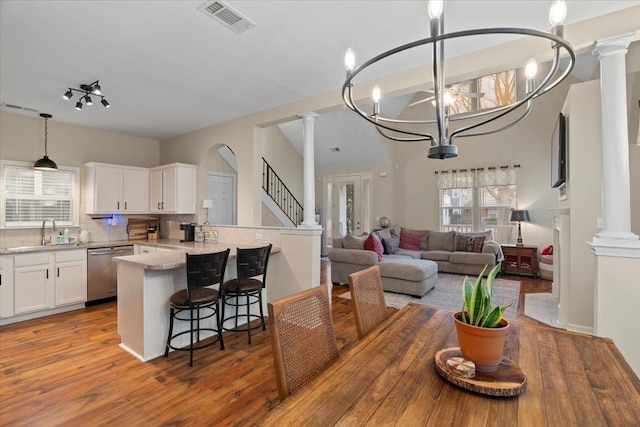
(62, 80), (111, 111)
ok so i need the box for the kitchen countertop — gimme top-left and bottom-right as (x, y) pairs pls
(0, 238), (273, 255)
(113, 242), (278, 271)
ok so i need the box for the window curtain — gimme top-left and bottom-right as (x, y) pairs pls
(436, 170), (475, 189)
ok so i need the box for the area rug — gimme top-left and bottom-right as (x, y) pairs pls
(338, 273), (520, 320)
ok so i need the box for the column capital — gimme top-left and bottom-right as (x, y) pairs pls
(298, 112), (319, 120)
(593, 33), (635, 59)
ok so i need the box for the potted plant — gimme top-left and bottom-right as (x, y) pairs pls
(453, 263), (512, 373)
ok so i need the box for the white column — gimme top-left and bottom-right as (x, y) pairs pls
(592, 33), (638, 244)
(298, 112), (320, 227)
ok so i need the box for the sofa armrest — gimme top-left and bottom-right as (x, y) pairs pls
(328, 248), (378, 266)
(482, 241), (504, 263)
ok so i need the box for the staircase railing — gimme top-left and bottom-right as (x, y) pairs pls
(262, 157), (303, 225)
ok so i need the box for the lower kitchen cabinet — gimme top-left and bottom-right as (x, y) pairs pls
(1, 250), (87, 324)
(13, 252), (51, 315)
(54, 250), (87, 306)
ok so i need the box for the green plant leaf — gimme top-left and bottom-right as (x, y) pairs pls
(480, 306), (504, 328)
(469, 274), (485, 325)
(485, 263), (501, 297)
(462, 275), (473, 314)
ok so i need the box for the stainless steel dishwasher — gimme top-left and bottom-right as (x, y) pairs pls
(87, 245), (134, 304)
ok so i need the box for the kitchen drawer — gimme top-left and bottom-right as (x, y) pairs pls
(55, 249), (86, 263)
(13, 252), (50, 267)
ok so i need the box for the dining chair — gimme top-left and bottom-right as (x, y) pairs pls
(268, 284), (339, 401)
(220, 244), (272, 344)
(164, 249), (230, 367)
(348, 265), (388, 339)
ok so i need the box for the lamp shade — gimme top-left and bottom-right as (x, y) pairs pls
(509, 210), (531, 222)
(34, 155), (58, 170)
(202, 199), (214, 209)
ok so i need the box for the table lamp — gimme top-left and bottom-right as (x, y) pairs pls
(202, 199), (214, 224)
(509, 209), (531, 246)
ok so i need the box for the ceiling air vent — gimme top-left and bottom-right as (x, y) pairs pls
(197, 1), (256, 34)
(0, 102), (39, 113)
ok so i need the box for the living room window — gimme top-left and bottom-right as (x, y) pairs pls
(447, 70), (516, 116)
(437, 166), (518, 244)
(1, 160), (80, 228)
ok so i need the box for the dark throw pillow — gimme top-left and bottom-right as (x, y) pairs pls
(382, 237), (398, 255)
(456, 235), (486, 253)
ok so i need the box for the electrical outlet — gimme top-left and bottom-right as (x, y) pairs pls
(596, 217), (603, 229)
(256, 232), (263, 240)
(265, 236), (272, 244)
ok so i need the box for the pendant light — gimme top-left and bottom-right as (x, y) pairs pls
(33, 113), (58, 170)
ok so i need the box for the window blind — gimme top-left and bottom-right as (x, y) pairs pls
(3, 164), (77, 227)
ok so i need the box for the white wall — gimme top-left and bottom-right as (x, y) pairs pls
(0, 112), (160, 167)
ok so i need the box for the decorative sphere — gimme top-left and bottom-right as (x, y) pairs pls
(378, 216), (391, 228)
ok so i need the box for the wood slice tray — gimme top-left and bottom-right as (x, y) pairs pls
(435, 347), (527, 397)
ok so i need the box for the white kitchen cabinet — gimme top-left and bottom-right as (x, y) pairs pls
(54, 250), (87, 306)
(13, 252), (52, 315)
(137, 245), (156, 254)
(85, 162), (149, 214)
(149, 163), (196, 214)
(0, 256), (14, 318)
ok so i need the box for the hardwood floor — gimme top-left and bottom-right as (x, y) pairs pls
(0, 261), (552, 426)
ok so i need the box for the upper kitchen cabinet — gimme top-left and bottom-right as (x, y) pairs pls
(149, 163), (197, 214)
(84, 163), (149, 214)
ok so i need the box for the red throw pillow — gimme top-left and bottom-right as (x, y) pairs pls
(541, 245), (553, 256)
(399, 230), (422, 251)
(364, 232), (384, 261)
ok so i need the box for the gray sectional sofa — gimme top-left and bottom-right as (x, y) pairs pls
(329, 227), (503, 297)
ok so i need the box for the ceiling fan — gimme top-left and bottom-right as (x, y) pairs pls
(408, 83), (484, 108)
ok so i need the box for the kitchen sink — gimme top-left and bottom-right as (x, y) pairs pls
(6, 245), (48, 252)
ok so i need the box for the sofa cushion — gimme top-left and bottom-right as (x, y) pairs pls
(427, 230), (456, 251)
(456, 235), (486, 253)
(421, 250), (452, 262)
(396, 248), (421, 259)
(378, 258), (438, 282)
(343, 234), (367, 250)
(364, 233), (384, 261)
(400, 228), (428, 251)
(449, 251), (495, 266)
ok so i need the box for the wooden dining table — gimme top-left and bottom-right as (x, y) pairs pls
(258, 304), (640, 426)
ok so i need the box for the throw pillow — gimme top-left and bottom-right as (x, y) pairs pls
(456, 235), (486, 253)
(373, 228), (392, 241)
(399, 229), (424, 251)
(382, 237), (398, 255)
(343, 234), (366, 250)
(364, 233), (384, 261)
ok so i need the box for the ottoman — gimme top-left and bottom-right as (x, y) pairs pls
(378, 258), (438, 297)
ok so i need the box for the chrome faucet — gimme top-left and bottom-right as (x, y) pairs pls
(41, 218), (57, 246)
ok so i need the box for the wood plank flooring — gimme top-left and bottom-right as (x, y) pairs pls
(0, 261), (551, 426)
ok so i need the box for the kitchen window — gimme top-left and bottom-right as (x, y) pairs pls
(0, 160), (80, 228)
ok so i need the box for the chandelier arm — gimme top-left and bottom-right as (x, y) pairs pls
(374, 126), (433, 143)
(343, 82), (438, 139)
(453, 100), (533, 140)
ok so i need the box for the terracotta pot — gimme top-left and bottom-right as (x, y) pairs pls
(453, 312), (509, 373)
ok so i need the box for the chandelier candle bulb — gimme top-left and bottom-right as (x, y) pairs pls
(344, 48), (355, 73)
(549, 0), (567, 27)
(427, 0), (444, 19)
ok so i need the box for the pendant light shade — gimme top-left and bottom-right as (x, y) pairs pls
(34, 113), (58, 170)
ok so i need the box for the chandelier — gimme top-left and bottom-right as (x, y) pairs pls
(63, 80), (111, 110)
(342, 0), (576, 159)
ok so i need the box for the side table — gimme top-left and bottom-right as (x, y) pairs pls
(501, 245), (538, 277)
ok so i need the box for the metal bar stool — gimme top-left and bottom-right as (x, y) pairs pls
(164, 249), (230, 367)
(220, 244), (272, 344)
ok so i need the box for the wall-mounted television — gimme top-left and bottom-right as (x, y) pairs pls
(551, 112), (566, 188)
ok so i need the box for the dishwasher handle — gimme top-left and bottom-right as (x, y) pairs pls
(88, 248), (133, 256)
